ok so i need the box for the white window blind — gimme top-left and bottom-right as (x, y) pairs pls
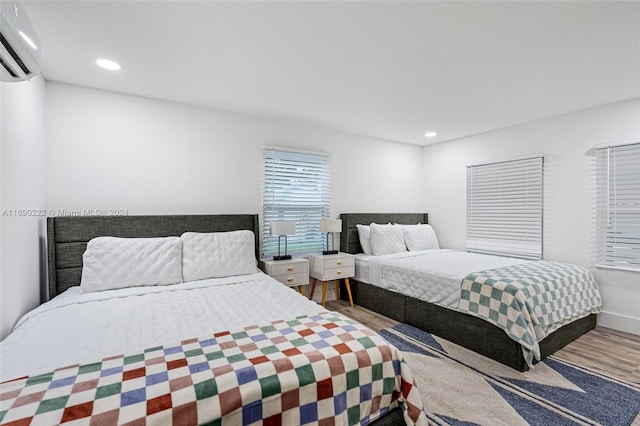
(466, 155), (544, 260)
(595, 141), (640, 272)
(262, 147), (330, 257)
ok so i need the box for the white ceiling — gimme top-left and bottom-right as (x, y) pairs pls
(20, 1), (640, 146)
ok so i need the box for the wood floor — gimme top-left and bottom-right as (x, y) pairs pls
(325, 299), (640, 424)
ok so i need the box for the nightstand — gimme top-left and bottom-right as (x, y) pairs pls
(261, 258), (309, 295)
(308, 252), (355, 307)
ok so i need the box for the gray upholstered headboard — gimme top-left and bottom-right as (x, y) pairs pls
(339, 213), (429, 254)
(46, 214), (260, 300)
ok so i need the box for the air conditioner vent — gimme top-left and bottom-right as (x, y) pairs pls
(0, 2), (40, 82)
(0, 56), (19, 78)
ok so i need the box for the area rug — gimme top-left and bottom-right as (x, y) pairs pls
(379, 323), (640, 426)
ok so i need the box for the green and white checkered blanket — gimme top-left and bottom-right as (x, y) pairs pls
(458, 261), (601, 367)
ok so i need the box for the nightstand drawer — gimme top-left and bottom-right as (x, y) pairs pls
(272, 272), (308, 286)
(322, 256), (355, 269)
(270, 261), (308, 276)
(322, 265), (355, 281)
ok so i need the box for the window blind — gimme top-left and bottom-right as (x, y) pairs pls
(262, 147), (330, 257)
(466, 155), (544, 260)
(595, 141), (640, 272)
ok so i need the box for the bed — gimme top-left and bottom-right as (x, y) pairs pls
(0, 214), (426, 425)
(339, 213), (601, 372)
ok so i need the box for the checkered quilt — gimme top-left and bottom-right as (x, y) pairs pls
(0, 312), (427, 425)
(458, 261), (601, 367)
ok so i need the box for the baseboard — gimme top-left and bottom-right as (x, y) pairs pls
(597, 310), (640, 336)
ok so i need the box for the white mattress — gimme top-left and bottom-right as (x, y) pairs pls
(0, 272), (324, 381)
(354, 249), (529, 309)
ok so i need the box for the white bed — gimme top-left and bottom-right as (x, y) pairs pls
(354, 248), (601, 365)
(354, 249), (529, 309)
(0, 215), (426, 426)
(341, 213), (602, 371)
(0, 272), (323, 382)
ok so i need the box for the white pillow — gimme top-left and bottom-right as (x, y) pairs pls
(181, 230), (258, 281)
(370, 223), (406, 255)
(356, 224), (373, 255)
(403, 224), (440, 251)
(81, 236), (183, 293)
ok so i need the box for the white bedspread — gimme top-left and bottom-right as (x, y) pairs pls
(0, 272), (323, 381)
(355, 249), (529, 309)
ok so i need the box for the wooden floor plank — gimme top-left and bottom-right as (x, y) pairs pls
(326, 299), (399, 331)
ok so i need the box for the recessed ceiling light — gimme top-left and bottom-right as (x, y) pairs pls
(19, 31), (37, 50)
(96, 58), (121, 71)
(424, 131), (437, 138)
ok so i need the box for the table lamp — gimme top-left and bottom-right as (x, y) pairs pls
(319, 218), (341, 255)
(270, 221), (296, 260)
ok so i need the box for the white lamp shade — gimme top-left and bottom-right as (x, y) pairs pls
(270, 221), (296, 236)
(319, 219), (342, 233)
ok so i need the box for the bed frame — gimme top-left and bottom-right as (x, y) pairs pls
(340, 213), (597, 372)
(46, 214), (260, 300)
(45, 214), (405, 425)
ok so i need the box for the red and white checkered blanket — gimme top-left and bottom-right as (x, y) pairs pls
(0, 312), (426, 425)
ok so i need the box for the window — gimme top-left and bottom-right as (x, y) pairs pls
(595, 140), (640, 272)
(466, 155), (544, 260)
(262, 147), (330, 257)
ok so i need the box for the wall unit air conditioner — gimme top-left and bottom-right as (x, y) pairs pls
(0, 1), (40, 82)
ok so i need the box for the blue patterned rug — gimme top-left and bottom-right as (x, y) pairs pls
(379, 324), (640, 426)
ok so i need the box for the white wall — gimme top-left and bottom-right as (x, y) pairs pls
(45, 83), (423, 216)
(44, 82), (425, 302)
(0, 76), (46, 340)
(422, 98), (640, 335)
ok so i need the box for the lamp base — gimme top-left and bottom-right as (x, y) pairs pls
(322, 250), (338, 255)
(273, 255), (292, 261)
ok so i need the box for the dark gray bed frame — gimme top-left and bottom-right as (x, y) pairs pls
(339, 213), (597, 372)
(45, 214), (405, 426)
(46, 214), (260, 300)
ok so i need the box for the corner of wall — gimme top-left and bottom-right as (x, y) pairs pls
(0, 75), (47, 339)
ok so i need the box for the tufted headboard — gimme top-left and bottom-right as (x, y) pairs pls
(46, 214), (260, 300)
(339, 213), (429, 254)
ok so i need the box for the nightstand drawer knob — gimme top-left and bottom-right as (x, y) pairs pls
(287, 267), (294, 271)
(287, 277), (294, 282)
(336, 261), (342, 265)
(337, 270), (342, 275)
